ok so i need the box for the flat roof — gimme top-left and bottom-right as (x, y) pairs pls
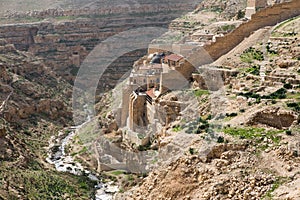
(146, 88), (156, 99)
(165, 54), (184, 62)
(139, 64), (163, 70)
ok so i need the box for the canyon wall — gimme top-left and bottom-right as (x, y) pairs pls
(0, 2), (198, 90)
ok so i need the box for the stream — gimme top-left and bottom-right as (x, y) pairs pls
(46, 119), (118, 200)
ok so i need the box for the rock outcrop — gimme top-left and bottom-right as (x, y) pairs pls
(247, 107), (298, 129)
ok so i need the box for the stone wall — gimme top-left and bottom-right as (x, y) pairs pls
(129, 92), (147, 131)
(121, 84), (138, 127)
(192, 68), (239, 90)
(159, 70), (190, 94)
(150, 0), (299, 69)
(204, 0), (300, 62)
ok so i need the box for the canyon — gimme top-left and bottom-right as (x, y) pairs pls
(0, 0), (199, 90)
(0, 0), (299, 199)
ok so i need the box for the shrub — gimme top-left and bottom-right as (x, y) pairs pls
(217, 136), (225, 143)
(226, 113), (238, 117)
(194, 89), (209, 97)
(271, 99), (277, 104)
(239, 92), (260, 99)
(189, 148), (195, 155)
(262, 88), (287, 99)
(246, 65), (260, 76)
(237, 10), (245, 19)
(240, 47), (264, 63)
(287, 102), (300, 112)
(172, 125), (182, 132)
(285, 130), (292, 135)
(283, 83), (293, 89)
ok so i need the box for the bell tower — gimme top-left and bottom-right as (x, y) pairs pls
(245, 0), (268, 19)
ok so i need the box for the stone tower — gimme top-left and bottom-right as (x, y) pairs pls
(245, 0), (268, 19)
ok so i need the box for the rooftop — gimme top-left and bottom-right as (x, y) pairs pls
(146, 88), (157, 99)
(139, 64), (163, 70)
(165, 54), (184, 62)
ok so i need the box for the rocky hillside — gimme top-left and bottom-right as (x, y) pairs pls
(0, 1), (205, 199)
(116, 10), (300, 200)
(0, 40), (99, 199)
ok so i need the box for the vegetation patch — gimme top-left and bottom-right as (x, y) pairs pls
(172, 125), (182, 132)
(245, 65), (260, 76)
(194, 89), (210, 97)
(238, 91), (260, 99)
(223, 127), (283, 146)
(182, 116), (211, 134)
(261, 88), (287, 99)
(219, 24), (236, 32)
(239, 88), (288, 101)
(286, 102), (300, 112)
(240, 47), (264, 63)
(1, 168), (95, 200)
(263, 177), (290, 199)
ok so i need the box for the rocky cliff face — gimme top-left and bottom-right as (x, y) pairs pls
(0, 43), (72, 125)
(0, 1), (200, 90)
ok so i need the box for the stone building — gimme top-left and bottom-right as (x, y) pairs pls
(245, 0), (268, 19)
(164, 54), (184, 69)
(129, 64), (163, 90)
(122, 52), (188, 133)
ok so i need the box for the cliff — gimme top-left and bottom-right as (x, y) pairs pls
(0, 1), (200, 89)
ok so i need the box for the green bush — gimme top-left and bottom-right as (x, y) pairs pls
(189, 148), (195, 155)
(283, 83), (293, 89)
(240, 47), (264, 63)
(172, 125), (182, 132)
(220, 24), (236, 32)
(285, 130), (292, 135)
(245, 65), (260, 75)
(287, 102), (300, 112)
(226, 113), (238, 117)
(217, 136), (225, 143)
(194, 89), (209, 97)
(262, 88), (287, 99)
(237, 10), (245, 19)
(239, 92), (260, 99)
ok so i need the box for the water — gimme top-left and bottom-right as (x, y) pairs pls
(46, 114), (118, 199)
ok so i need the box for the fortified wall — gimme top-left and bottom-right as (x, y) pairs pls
(204, 0), (300, 62)
(148, 0), (300, 69)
